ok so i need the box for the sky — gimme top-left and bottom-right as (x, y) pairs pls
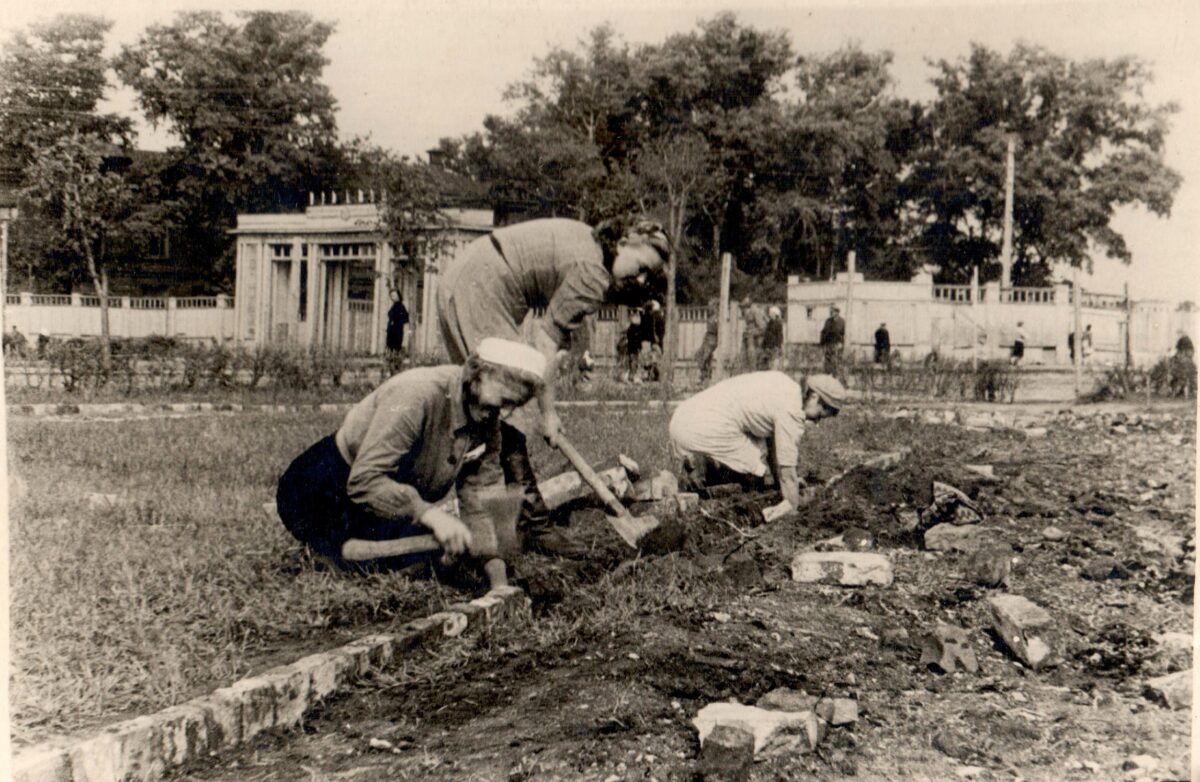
(3, 0), (1197, 303)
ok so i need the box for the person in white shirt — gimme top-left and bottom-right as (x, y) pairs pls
(668, 372), (845, 510)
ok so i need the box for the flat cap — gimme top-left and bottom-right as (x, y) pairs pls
(806, 374), (848, 410)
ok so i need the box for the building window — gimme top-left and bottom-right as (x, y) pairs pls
(147, 232), (171, 259)
(270, 244), (292, 259)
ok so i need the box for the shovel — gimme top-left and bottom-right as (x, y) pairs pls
(348, 486), (525, 565)
(555, 435), (659, 549)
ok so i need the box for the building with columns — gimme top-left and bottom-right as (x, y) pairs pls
(230, 195), (493, 355)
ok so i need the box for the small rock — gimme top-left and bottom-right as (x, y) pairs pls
(651, 469), (679, 499)
(757, 688), (817, 712)
(923, 523), (988, 553)
(989, 594), (1060, 670)
(896, 508), (921, 531)
(1023, 427), (1048, 439)
(814, 534), (846, 552)
(1041, 526), (1066, 541)
(814, 697), (858, 726)
(675, 492), (700, 511)
(967, 544), (1012, 587)
(919, 622), (979, 674)
(842, 527), (874, 551)
(698, 724), (754, 782)
(1081, 557), (1128, 581)
(724, 555), (764, 590)
(710, 612), (732, 624)
(791, 552), (893, 587)
(1153, 631), (1191, 655)
(932, 730), (974, 762)
(1144, 669), (1191, 710)
(962, 464), (996, 480)
(925, 481), (983, 527)
(1121, 754), (1159, 773)
(955, 766), (986, 779)
(1133, 523), (1184, 562)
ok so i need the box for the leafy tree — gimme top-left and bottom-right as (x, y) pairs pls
(907, 43), (1181, 285)
(0, 14), (132, 291)
(115, 11), (342, 287)
(23, 133), (141, 370)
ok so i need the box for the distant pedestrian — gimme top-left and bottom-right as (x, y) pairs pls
(762, 306), (785, 370)
(741, 296), (768, 372)
(695, 299), (719, 384)
(1080, 324), (1093, 364)
(623, 310), (644, 383)
(385, 291), (409, 374)
(873, 323), (891, 365)
(1067, 329), (1075, 363)
(4, 325), (28, 358)
(1010, 321), (1026, 366)
(819, 305), (845, 376)
(1175, 331), (1194, 358)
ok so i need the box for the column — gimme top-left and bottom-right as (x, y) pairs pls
(289, 240), (302, 343)
(371, 241), (389, 355)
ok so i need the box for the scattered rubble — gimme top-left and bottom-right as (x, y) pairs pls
(988, 595), (1061, 670)
(791, 552), (893, 587)
(1041, 526), (1066, 541)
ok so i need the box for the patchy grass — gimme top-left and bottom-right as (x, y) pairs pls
(6, 405), (678, 745)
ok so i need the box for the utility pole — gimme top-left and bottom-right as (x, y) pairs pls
(1001, 133), (1016, 288)
(844, 250), (856, 363)
(970, 265), (980, 370)
(1073, 266), (1082, 400)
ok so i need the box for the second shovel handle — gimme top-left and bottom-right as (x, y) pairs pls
(556, 436), (628, 518)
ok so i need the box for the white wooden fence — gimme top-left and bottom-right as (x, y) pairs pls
(4, 293), (236, 343)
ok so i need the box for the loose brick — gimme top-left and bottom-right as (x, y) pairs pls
(919, 622), (978, 674)
(1144, 669), (1191, 710)
(815, 697), (858, 726)
(790, 552), (893, 587)
(923, 523), (988, 553)
(305, 650), (359, 698)
(757, 688), (817, 712)
(988, 595), (1061, 670)
(188, 694), (242, 750)
(10, 746), (71, 782)
(693, 702), (820, 755)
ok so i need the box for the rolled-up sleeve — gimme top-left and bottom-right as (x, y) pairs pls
(346, 391), (433, 522)
(543, 262), (610, 347)
(772, 410), (805, 468)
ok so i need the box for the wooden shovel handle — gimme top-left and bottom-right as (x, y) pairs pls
(555, 435), (629, 518)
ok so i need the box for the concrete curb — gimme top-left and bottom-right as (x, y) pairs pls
(11, 587), (531, 782)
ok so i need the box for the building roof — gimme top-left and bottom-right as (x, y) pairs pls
(230, 202), (494, 237)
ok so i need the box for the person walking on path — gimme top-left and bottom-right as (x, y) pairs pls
(1010, 321), (1027, 366)
(873, 323), (891, 366)
(762, 306), (785, 370)
(275, 338), (544, 586)
(385, 290), (409, 374)
(820, 305), (845, 376)
(668, 372), (845, 514)
(436, 216), (670, 554)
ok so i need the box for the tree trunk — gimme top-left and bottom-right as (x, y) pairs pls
(87, 253), (112, 378)
(662, 193), (687, 403)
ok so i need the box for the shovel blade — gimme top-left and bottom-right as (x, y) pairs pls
(471, 485), (527, 559)
(608, 512), (658, 549)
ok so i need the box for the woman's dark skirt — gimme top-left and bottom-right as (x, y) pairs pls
(276, 434), (431, 569)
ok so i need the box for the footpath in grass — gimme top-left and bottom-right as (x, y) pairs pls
(168, 409), (1193, 781)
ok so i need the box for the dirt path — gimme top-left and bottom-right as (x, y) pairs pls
(170, 412), (1194, 782)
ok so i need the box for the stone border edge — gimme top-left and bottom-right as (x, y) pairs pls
(6, 400), (674, 418)
(11, 586), (530, 782)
